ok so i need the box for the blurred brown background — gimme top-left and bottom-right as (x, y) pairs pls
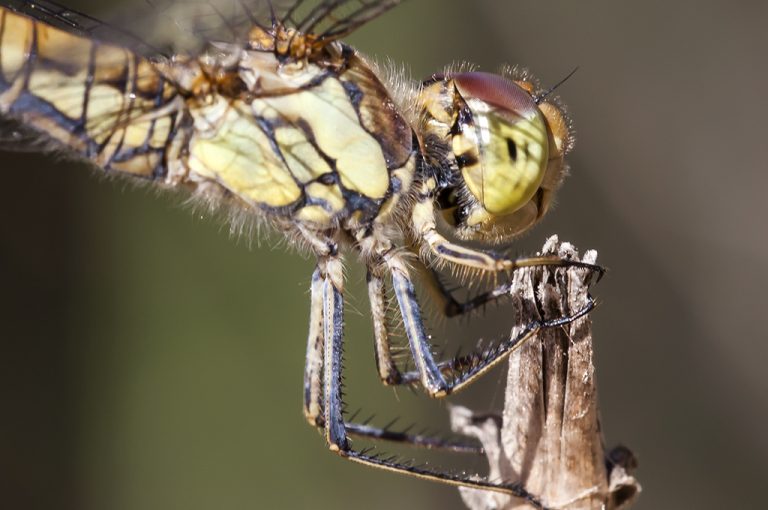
(1, 0), (767, 509)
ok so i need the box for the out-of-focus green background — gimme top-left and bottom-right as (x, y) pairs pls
(2, 0), (767, 509)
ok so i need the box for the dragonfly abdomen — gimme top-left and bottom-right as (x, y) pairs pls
(0, 7), (183, 181)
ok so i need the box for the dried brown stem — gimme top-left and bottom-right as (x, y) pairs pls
(451, 236), (641, 510)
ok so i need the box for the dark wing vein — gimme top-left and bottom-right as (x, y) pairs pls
(0, 0), (165, 56)
(1, 0), (401, 56)
(283, 0), (401, 41)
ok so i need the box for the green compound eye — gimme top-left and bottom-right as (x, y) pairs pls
(447, 72), (569, 243)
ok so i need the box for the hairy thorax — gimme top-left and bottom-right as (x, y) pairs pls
(172, 38), (416, 238)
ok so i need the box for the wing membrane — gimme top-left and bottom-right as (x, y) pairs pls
(1, 0), (401, 55)
(282, 0), (401, 41)
(0, 0), (401, 157)
(1, 0), (164, 55)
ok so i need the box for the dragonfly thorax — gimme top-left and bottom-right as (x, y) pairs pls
(181, 42), (415, 229)
(247, 24), (325, 59)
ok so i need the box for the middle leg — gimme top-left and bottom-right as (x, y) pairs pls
(380, 251), (596, 396)
(313, 254), (551, 507)
(305, 258), (482, 452)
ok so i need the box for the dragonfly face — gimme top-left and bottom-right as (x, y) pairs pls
(0, 1), (600, 507)
(420, 71), (571, 243)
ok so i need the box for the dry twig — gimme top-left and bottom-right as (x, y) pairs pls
(451, 236), (640, 510)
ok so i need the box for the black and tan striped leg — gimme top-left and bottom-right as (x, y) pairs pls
(303, 266), (325, 426)
(412, 258), (520, 318)
(311, 256), (549, 508)
(367, 258), (596, 390)
(410, 182), (603, 275)
(368, 260), (530, 390)
(379, 252), (596, 396)
(297, 229), (478, 451)
(303, 259), (481, 452)
(367, 269), (405, 386)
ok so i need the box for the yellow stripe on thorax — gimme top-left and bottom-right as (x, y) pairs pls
(261, 77), (390, 200)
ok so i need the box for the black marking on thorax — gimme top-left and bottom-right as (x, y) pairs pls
(341, 80), (363, 108)
(340, 187), (381, 222)
(254, 114), (289, 164)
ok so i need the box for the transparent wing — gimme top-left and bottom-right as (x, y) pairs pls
(0, 0), (165, 55)
(0, 1), (401, 56)
(279, 0), (401, 41)
(0, 1), (402, 155)
(138, 0), (402, 53)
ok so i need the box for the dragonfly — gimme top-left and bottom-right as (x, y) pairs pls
(0, 0), (600, 506)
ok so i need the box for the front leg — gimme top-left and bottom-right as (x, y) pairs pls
(412, 256), (528, 318)
(410, 181), (604, 276)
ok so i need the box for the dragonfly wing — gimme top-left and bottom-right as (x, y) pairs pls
(280, 0), (401, 42)
(0, 0), (164, 56)
(136, 0), (402, 54)
(1, 1), (400, 56)
(0, 6), (184, 177)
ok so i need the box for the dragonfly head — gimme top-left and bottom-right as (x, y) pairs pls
(420, 71), (572, 244)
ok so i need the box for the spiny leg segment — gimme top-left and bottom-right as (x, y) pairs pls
(368, 254), (597, 396)
(308, 252), (551, 508)
(305, 261), (482, 454)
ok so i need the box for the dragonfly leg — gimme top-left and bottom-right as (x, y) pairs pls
(410, 182), (603, 276)
(303, 259), (480, 453)
(411, 257), (519, 318)
(368, 256), (586, 391)
(302, 266), (325, 426)
(368, 254), (592, 390)
(367, 268), (412, 386)
(313, 255), (549, 508)
(382, 252), (596, 396)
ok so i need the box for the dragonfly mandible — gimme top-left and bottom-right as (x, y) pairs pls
(0, 1), (600, 506)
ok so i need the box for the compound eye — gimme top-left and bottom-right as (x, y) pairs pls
(449, 72), (552, 240)
(452, 72), (541, 122)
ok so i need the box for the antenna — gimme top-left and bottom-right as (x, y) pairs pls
(535, 67), (579, 104)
